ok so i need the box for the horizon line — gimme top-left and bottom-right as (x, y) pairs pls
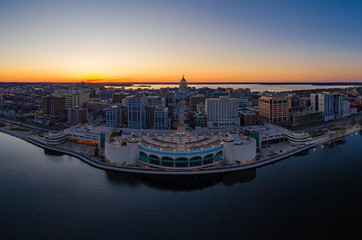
(0, 81), (361, 85)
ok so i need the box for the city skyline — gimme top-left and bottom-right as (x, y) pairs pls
(1, 0), (362, 83)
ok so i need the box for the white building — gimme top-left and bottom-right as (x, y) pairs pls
(206, 96), (239, 127)
(154, 106), (169, 130)
(105, 131), (256, 168)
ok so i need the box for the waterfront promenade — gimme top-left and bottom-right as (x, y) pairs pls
(0, 118), (360, 176)
(1, 126), (357, 176)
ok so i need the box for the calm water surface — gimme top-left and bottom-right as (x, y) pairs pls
(0, 132), (361, 239)
(106, 83), (358, 92)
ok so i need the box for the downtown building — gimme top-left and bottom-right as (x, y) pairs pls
(106, 105), (123, 128)
(64, 93), (89, 109)
(310, 92), (345, 121)
(42, 96), (66, 121)
(154, 106), (169, 130)
(67, 107), (88, 125)
(258, 94), (288, 124)
(206, 96), (239, 127)
(127, 94), (148, 129)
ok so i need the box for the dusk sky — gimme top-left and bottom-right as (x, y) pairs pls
(1, 0), (361, 83)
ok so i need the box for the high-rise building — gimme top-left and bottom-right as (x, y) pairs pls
(342, 99), (350, 117)
(258, 94), (288, 123)
(121, 106), (128, 127)
(146, 107), (155, 129)
(333, 93), (343, 118)
(310, 93), (335, 121)
(128, 94), (147, 129)
(67, 107), (88, 125)
(106, 106), (123, 128)
(206, 96), (239, 127)
(288, 94), (299, 110)
(0, 95), (3, 108)
(154, 106), (169, 130)
(42, 96), (66, 120)
(65, 93), (90, 109)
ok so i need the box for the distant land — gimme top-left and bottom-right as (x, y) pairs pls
(0, 82), (361, 86)
(108, 82), (362, 85)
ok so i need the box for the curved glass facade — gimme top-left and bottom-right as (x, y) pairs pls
(140, 152), (148, 163)
(149, 154), (160, 165)
(139, 151), (223, 168)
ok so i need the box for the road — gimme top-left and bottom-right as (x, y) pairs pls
(293, 113), (362, 133)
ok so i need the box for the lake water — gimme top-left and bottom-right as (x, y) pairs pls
(0, 131), (361, 239)
(106, 83), (358, 92)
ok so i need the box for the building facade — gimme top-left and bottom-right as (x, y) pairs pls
(106, 106), (122, 127)
(67, 107), (88, 125)
(289, 111), (323, 126)
(154, 106), (169, 130)
(128, 94), (147, 129)
(65, 93), (89, 109)
(206, 96), (239, 127)
(105, 131), (256, 169)
(258, 95), (288, 124)
(42, 96), (66, 120)
(310, 93), (335, 121)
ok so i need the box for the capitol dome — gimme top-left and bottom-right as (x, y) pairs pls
(179, 75), (188, 91)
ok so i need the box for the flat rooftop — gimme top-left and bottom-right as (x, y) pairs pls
(139, 132), (225, 152)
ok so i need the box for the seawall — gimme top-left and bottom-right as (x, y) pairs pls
(0, 127), (325, 176)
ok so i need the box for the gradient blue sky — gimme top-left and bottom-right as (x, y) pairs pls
(0, 0), (361, 82)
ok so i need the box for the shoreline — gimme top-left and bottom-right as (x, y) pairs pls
(1, 127), (351, 176)
(0, 123), (359, 176)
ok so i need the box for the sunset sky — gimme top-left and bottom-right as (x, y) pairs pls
(0, 0), (361, 83)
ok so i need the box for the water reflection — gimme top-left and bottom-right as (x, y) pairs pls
(44, 148), (64, 155)
(294, 149), (309, 156)
(325, 139), (347, 148)
(105, 169), (256, 191)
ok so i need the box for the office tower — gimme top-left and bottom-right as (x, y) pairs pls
(106, 106), (122, 128)
(128, 94), (147, 129)
(206, 96), (239, 127)
(65, 93), (90, 109)
(154, 106), (169, 130)
(258, 94), (288, 123)
(310, 93), (335, 121)
(42, 96), (66, 120)
(146, 107), (155, 129)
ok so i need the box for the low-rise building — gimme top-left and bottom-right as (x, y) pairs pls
(239, 109), (258, 126)
(289, 111), (323, 126)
